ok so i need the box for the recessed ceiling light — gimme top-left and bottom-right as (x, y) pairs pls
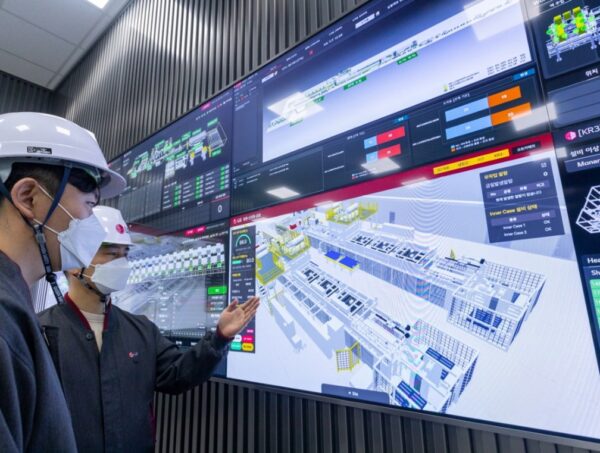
(15, 124), (30, 132)
(266, 187), (300, 199)
(86, 0), (110, 9)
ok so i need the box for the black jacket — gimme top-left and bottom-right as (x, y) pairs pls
(38, 295), (230, 453)
(0, 252), (78, 453)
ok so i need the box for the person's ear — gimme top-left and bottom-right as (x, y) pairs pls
(9, 178), (43, 221)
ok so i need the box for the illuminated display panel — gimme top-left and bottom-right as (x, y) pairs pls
(112, 221), (230, 375)
(99, 0), (600, 442)
(228, 134), (600, 440)
(231, 0), (543, 214)
(108, 89), (233, 233)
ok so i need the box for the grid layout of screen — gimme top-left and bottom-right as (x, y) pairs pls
(106, 0), (600, 442)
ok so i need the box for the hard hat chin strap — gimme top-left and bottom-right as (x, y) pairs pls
(0, 166), (72, 305)
(76, 268), (110, 313)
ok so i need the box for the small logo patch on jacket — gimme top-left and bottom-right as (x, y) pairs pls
(128, 351), (139, 359)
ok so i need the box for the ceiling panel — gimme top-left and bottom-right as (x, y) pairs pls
(0, 0), (131, 89)
(2, 0), (102, 45)
(0, 11), (75, 72)
(0, 47), (54, 87)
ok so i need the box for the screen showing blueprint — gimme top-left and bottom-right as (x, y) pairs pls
(227, 134), (600, 440)
(108, 89), (233, 232)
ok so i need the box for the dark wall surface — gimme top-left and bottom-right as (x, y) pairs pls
(0, 70), (52, 114)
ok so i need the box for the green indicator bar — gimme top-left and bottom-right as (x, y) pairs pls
(230, 342), (242, 351)
(232, 259), (242, 265)
(192, 128), (203, 135)
(212, 148), (222, 157)
(208, 286), (228, 295)
(314, 96), (325, 103)
(207, 118), (218, 127)
(181, 132), (191, 141)
(590, 279), (600, 289)
(397, 52), (418, 65)
(343, 75), (367, 90)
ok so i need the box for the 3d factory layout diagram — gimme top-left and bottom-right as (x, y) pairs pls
(126, 120), (228, 180)
(249, 197), (548, 414)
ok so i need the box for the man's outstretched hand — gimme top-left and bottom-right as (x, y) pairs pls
(217, 296), (260, 339)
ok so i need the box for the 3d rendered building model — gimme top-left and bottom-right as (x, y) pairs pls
(252, 200), (546, 412)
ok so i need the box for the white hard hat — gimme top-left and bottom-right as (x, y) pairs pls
(93, 205), (133, 246)
(0, 112), (126, 198)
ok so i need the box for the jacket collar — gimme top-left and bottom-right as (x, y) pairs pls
(64, 293), (112, 332)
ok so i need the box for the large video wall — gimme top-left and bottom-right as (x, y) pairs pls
(107, 0), (600, 442)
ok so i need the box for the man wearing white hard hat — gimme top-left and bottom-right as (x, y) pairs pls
(0, 112), (126, 452)
(38, 206), (260, 453)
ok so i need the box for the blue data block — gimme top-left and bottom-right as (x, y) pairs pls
(363, 136), (378, 149)
(445, 97), (489, 122)
(445, 116), (492, 140)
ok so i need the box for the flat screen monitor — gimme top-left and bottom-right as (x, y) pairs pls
(108, 89), (233, 233)
(231, 0), (546, 214)
(96, 0), (600, 443)
(112, 221), (229, 352)
(223, 0), (600, 443)
(227, 134), (600, 440)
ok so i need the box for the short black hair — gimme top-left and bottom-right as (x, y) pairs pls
(0, 162), (99, 204)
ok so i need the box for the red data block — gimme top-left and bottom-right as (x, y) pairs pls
(377, 126), (405, 145)
(378, 144), (402, 159)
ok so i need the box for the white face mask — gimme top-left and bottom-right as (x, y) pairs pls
(35, 186), (107, 271)
(86, 257), (132, 295)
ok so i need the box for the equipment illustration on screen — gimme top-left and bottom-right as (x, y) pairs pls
(112, 222), (229, 348)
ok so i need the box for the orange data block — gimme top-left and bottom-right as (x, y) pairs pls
(490, 102), (532, 126)
(488, 85), (522, 108)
